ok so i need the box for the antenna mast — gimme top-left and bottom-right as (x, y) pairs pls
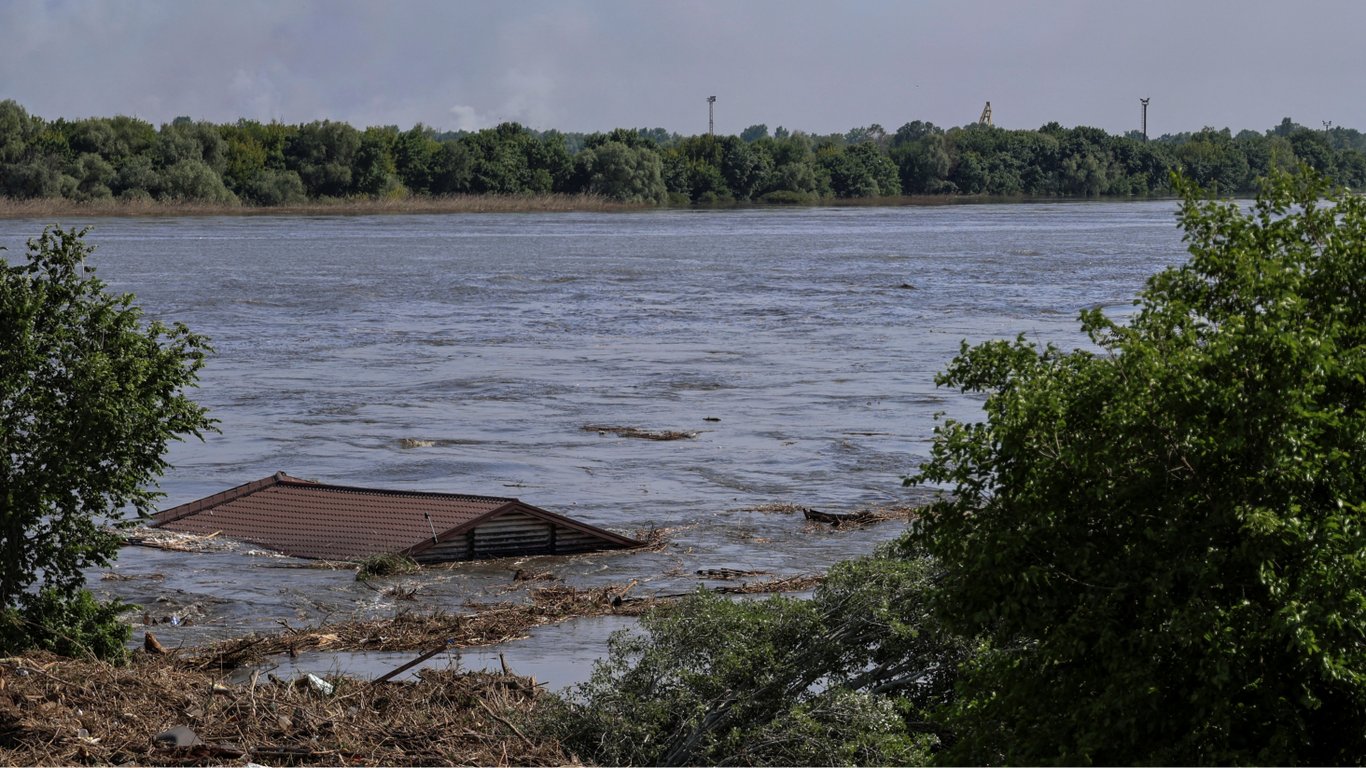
(707, 95), (716, 136)
(1140, 97), (1150, 141)
(978, 101), (992, 126)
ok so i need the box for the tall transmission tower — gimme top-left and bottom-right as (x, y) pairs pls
(978, 101), (992, 126)
(1141, 97), (1150, 141)
(707, 95), (716, 136)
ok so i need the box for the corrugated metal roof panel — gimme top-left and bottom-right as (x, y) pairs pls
(151, 472), (639, 561)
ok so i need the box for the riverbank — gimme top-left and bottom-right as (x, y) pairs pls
(0, 193), (645, 219)
(1, 569), (827, 766)
(0, 192), (1155, 219)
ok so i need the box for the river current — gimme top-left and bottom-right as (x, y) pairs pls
(0, 202), (1188, 671)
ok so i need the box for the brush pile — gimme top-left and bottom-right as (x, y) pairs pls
(0, 652), (571, 766)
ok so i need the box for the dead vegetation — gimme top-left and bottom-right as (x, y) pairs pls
(0, 652), (571, 766)
(581, 424), (698, 441)
(737, 501), (919, 529)
(190, 583), (653, 670)
(184, 571), (822, 671)
(0, 192), (639, 219)
(712, 573), (825, 594)
(0, 566), (828, 765)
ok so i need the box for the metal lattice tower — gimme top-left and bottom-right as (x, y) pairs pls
(1141, 98), (1150, 141)
(707, 96), (716, 136)
(979, 101), (992, 126)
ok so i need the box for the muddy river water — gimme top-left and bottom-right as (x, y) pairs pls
(0, 201), (1189, 685)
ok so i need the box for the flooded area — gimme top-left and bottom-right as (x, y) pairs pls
(0, 202), (1188, 670)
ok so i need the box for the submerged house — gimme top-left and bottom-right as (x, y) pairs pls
(151, 472), (641, 563)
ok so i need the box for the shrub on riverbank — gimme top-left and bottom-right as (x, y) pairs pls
(908, 168), (1366, 764)
(538, 168), (1366, 766)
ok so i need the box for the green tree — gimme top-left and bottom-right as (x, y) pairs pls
(540, 541), (967, 766)
(285, 120), (361, 197)
(740, 123), (769, 143)
(908, 170), (1366, 764)
(0, 227), (215, 659)
(573, 140), (668, 204)
(821, 142), (901, 198)
(1175, 127), (1250, 193)
(427, 141), (473, 195)
(352, 126), (403, 197)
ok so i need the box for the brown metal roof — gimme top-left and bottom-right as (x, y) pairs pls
(151, 472), (640, 561)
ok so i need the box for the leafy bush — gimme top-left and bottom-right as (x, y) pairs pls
(537, 541), (966, 766)
(908, 169), (1366, 765)
(0, 588), (132, 662)
(0, 227), (213, 660)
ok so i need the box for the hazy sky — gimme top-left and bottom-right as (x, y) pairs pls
(3, 0), (1363, 137)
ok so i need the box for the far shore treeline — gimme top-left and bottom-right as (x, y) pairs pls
(1, 99), (1364, 208)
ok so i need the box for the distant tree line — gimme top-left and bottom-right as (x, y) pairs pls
(1, 100), (1363, 206)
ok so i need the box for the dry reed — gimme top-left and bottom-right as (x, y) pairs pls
(0, 193), (642, 219)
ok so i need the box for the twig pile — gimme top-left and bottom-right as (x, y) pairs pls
(0, 653), (570, 766)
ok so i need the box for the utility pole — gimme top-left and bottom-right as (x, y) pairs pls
(1141, 98), (1150, 141)
(707, 96), (716, 136)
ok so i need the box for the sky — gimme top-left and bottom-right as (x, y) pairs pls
(3, 0), (1364, 138)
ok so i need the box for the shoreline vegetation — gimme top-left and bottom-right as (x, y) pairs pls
(2, 99), (1363, 214)
(0, 191), (1103, 219)
(0, 192), (643, 218)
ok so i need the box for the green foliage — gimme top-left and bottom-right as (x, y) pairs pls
(0, 588), (132, 661)
(573, 141), (668, 204)
(907, 169), (1366, 764)
(0, 227), (215, 659)
(539, 542), (968, 766)
(286, 120), (361, 197)
(4, 99), (1366, 205)
(355, 552), (420, 581)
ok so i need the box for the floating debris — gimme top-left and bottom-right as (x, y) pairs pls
(804, 505), (918, 528)
(739, 502), (815, 515)
(696, 568), (768, 580)
(398, 437), (437, 448)
(737, 502), (917, 528)
(582, 424), (698, 441)
(191, 583), (655, 669)
(121, 526), (281, 556)
(714, 573), (825, 594)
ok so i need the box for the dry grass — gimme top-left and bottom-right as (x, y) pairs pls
(0, 193), (643, 219)
(0, 652), (570, 766)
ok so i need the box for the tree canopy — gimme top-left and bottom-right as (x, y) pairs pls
(3, 100), (1366, 207)
(909, 169), (1366, 764)
(0, 227), (215, 659)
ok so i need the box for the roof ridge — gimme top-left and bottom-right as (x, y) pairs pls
(272, 477), (519, 504)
